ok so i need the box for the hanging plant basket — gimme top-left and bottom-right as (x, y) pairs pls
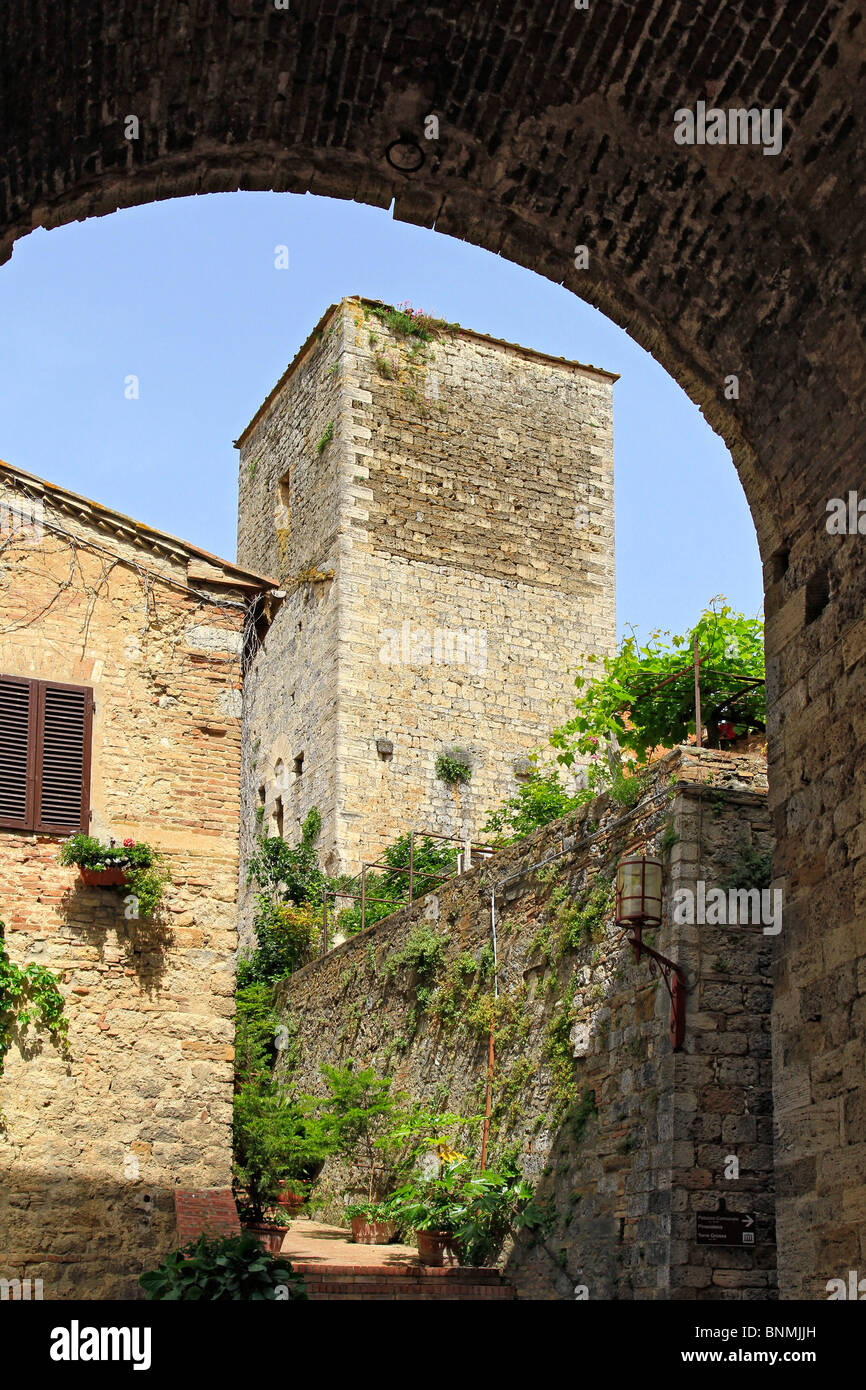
(78, 866), (129, 888)
(59, 834), (171, 916)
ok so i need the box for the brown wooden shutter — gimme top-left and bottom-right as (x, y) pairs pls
(34, 681), (93, 834)
(0, 674), (92, 834)
(0, 675), (38, 829)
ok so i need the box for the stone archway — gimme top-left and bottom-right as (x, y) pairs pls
(2, 2), (863, 1299)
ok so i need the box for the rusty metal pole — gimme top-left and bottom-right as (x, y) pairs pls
(481, 885), (500, 1172)
(361, 864), (367, 932)
(694, 638), (702, 749)
(322, 889), (328, 956)
(481, 1030), (494, 1172)
(408, 830), (415, 905)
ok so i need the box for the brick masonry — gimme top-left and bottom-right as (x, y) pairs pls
(0, 2), (863, 1298)
(278, 747), (775, 1300)
(174, 1189), (241, 1246)
(0, 464), (271, 1299)
(236, 297), (615, 914)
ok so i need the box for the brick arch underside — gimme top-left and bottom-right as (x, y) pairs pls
(1, 1), (864, 1299)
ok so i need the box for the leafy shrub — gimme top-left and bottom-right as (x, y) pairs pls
(388, 1163), (550, 1265)
(483, 768), (583, 843)
(557, 874), (615, 954)
(139, 1232), (307, 1300)
(234, 983), (282, 1083)
(551, 599), (765, 773)
(343, 1196), (401, 1222)
(383, 924), (449, 1015)
(334, 833), (457, 934)
(435, 751), (472, 784)
(239, 901), (319, 986)
(242, 809), (325, 984)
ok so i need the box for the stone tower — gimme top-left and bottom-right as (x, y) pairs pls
(236, 296), (616, 884)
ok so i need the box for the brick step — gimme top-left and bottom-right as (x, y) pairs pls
(303, 1284), (511, 1295)
(302, 1282), (515, 1301)
(292, 1263), (516, 1300)
(291, 1262), (504, 1284)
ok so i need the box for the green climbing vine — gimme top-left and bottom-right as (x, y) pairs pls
(0, 919), (69, 1126)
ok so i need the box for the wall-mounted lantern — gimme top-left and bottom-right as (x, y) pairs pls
(615, 854), (686, 1051)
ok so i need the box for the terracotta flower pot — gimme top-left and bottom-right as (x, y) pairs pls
(415, 1229), (458, 1266)
(79, 866), (129, 888)
(351, 1216), (396, 1245)
(277, 1188), (306, 1212)
(244, 1223), (286, 1255)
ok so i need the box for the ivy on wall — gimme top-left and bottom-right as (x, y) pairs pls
(0, 919), (69, 1127)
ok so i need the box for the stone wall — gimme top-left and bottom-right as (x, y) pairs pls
(278, 747), (775, 1300)
(0, 469), (266, 1299)
(237, 297), (616, 908)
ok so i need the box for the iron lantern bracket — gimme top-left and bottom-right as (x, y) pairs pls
(625, 926), (687, 1051)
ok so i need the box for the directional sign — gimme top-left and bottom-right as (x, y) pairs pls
(696, 1211), (757, 1246)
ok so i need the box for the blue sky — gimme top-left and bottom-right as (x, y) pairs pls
(0, 191), (762, 642)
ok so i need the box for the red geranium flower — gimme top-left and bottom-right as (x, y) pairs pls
(123, 838), (135, 847)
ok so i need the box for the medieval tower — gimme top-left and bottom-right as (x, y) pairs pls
(236, 296), (616, 885)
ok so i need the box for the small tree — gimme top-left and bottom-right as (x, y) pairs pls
(309, 1062), (406, 1202)
(301, 1061), (467, 1203)
(482, 767), (582, 844)
(233, 1080), (333, 1222)
(551, 599), (765, 778)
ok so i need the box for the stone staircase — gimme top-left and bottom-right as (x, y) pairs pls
(292, 1261), (516, 1300)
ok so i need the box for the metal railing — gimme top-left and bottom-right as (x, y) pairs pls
(318, 829), (497, 953)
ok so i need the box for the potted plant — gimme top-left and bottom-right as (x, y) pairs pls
(389, 1161), (550, 1267)
(344, 1197), (398, 1246)
(236, 1203), (291, 1255)
(302, 1064), (470, 1246)
(388, 1165), (466, 1266)
(276, 1179), (309, 1213)
(59, 833), (171, 915)
(448, 1168), (551, 1267)
(233, 1069), (332, 1254)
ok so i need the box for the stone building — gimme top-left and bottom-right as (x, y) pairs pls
(0, 459), (274, 1298)
(236, 297), (616, 890)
